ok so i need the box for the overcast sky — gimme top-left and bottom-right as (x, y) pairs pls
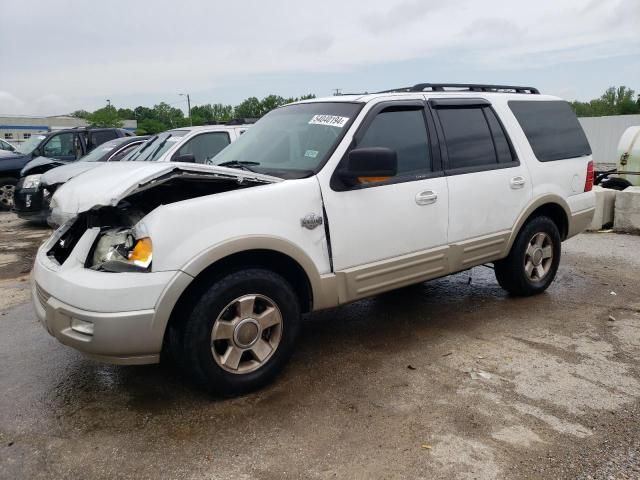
(1, 0), (638, 116)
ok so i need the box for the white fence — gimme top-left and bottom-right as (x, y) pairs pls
(579, 115), (640, 168)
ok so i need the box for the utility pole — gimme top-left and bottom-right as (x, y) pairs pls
(180, 93), (192, 126)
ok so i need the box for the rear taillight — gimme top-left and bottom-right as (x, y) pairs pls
(584, 161), (594, 192)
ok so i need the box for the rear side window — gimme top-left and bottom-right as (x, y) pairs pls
(89, 130), (118, 150)
(437, 107), (497, 169)
(357, 107), (431, 175)
(509, 100), (591, 161)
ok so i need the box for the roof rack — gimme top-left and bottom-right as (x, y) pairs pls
(379, 83), (540, 94)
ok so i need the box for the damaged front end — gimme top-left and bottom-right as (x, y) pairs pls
(46, 163), (281, 271)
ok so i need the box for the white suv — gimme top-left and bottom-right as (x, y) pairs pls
(33, 84), (595, 395)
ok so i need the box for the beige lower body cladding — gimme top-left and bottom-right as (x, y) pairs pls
(588, 186), (617, 231)
(613, 187), (640, 233)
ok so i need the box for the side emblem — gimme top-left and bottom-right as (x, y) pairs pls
(301, 213), (323, 230)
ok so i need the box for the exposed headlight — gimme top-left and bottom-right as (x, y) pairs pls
(90, 228), (152, 272)
(22, 174), (41, 189)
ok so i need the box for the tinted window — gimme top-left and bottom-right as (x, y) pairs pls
(109, 142), (141, 161)
(358, 108), (430, 175)
(485, 108), (514, 163)
(438, 107), (496, 169)
(89, 130), (118, 150)
(176, 132), (230, 164)
(80, 138), (127, 162)
(509, 100), (591, 161)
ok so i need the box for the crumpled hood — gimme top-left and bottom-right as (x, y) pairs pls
(50, 161), (282, 216)
(20, 156), (66, 176)
(41, 161), (101, 186)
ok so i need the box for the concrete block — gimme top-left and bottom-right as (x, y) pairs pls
(613, 186), (640, 233)
(587, 186), (617, 231)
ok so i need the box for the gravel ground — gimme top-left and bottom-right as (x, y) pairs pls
(0, 211), (639, 479)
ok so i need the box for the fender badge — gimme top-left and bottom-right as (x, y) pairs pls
(301, 213), (323, 230)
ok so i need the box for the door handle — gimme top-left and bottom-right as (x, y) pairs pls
(415, 190), (437, 205)
(510, 176), (526, 189)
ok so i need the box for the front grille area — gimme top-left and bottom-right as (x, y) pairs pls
(47, 216), (88, 265)
(35, 282), (50, 310)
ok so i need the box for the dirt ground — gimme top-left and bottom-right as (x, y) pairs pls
(1, 211), (639, 479)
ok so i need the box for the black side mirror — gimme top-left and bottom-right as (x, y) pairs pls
(339, 147), (397, 186)
(173, 153), (196, 163)
(32, 148), (41, 157)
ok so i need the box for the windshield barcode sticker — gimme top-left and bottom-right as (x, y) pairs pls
(309, 115), (349, 128)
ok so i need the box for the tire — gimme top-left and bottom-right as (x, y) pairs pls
(494, 216), (561, 296)
(600, 177), (632, 191)
(175, 268), (301, 396)
(0, 178), (17, 211)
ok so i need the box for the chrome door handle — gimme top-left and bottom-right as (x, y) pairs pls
(510, 176), (526, 189)
(415, 190), (437, 205)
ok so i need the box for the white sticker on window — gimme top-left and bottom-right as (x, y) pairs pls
(308, 115), (349, 128)
(304, 150), (319, 158)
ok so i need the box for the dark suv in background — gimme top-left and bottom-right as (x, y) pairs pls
(0, 127), (132, 211)
(14, 135), (149, 223)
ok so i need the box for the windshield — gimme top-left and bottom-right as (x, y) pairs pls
(211, 102), (361, 177)
(15, 134), (47, 155)
(124, 130), (188, 161)
(79, 138), (127, 162)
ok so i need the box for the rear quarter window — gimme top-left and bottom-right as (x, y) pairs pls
(508, 100), (591, 162)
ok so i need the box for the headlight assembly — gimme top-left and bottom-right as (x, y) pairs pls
(90, 228), (152, 272)
(22, 174), (41, 189)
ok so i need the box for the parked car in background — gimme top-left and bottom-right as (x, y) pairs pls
(36, 84), (595, 396)
(123, 123), (251, 164)
(0, 127), (133, 210)
(13, 136), (149, 223)
(0, 138), (16, 152)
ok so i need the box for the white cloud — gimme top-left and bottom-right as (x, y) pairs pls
(0, 0), (638, 114)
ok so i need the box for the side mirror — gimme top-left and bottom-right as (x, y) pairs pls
(339, 147), (397, 186)
(32, 148), (41, 157)
(173, 153), (196, 163)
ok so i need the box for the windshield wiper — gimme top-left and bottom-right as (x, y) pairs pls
(217, 160), (260, 172)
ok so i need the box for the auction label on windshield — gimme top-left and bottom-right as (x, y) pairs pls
(309, 115), (349, 128)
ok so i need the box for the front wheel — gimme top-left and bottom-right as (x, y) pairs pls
(494, 216), (561, 296)
(176, 268), (301, 396)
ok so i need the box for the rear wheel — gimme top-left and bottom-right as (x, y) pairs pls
(494, 216), (561, 296)
(175, 268), (301, 396)
(0, 178), (17, 211)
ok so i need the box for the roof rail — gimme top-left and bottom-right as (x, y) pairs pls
(379, 83), (540, 94)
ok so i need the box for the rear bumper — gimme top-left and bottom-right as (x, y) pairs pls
(568, 207), (595, 238)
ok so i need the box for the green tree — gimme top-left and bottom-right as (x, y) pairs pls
(152, 102), (185, 128)
(234, 97), (262, 118)
(70, 109), (91, 119)
(117, 108), (135, 120)
(570, 86), (639, 117)
(136, 118), (167, 135)
(87, 106), (123, 128)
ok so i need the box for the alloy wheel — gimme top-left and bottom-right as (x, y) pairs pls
(210, 294), (283, 374)
(524, 232), (553, 281)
